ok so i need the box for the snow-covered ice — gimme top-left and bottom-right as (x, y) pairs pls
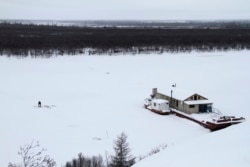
(0, 51), (249, 166)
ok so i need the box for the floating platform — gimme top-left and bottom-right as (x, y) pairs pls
(145, 104), (245, 131)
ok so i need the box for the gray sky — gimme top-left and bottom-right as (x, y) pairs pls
(1, 0), (250, 20)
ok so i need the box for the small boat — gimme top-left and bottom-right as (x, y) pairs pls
(204, 116), (245, 131)
(144, 98), (171, 115)
(173, 111), (246, 131)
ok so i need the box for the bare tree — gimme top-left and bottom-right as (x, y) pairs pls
(8, 140), (56, 167)
(105, 151), (111, 167)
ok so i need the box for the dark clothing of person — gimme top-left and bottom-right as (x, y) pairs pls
(38, 101), (41, 108)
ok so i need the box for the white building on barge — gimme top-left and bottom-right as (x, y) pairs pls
(151, 87), (213, 114)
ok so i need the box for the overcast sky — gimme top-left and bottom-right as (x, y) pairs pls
(1, 0), (250, 20)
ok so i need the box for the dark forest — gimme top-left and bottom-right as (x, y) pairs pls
(1, 22), (250, 56)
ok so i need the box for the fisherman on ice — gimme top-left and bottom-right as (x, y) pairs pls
(38, 101), (42, 108)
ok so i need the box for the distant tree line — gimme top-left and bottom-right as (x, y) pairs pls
(1, 22), (250, 57)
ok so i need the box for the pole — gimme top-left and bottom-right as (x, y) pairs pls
(171, 90), (173, 107)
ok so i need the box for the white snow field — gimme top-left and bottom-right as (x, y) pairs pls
(0, 51), (249, 167)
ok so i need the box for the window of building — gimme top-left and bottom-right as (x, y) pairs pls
(207, 104), (212, 112)
(199, 104), (208, 113)
(194, 95), (197, 100)
(189, 105), (195, 108)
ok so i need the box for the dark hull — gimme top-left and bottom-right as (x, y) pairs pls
(205, 119), (245, 131)
(145, 104), (245, 131)
(173, 111), (245, 131)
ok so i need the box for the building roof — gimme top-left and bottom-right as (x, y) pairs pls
(184, 100), (213, 105)
(158, 87), (210, 101)
(159, 87), (198, 100)
(152, 99), (169, 104)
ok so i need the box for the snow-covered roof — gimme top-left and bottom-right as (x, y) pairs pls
(152, 99), (169, 104)
(159, 87), (204, 101)
(184, 100), (213, 105)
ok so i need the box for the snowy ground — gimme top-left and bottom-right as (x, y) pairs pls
(0, 51), (249, 167)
